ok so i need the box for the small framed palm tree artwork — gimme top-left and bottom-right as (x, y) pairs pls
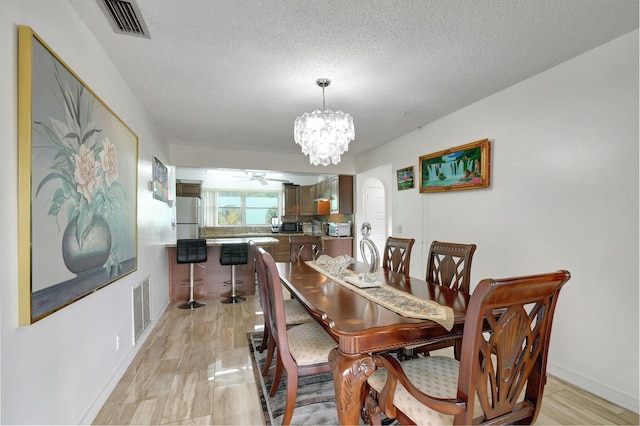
(18, 26), (138, 324)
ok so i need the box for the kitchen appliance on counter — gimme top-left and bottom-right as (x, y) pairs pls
(328, 222), (352, 237)
(271, 217), (280, 233)
(321, 222), (329, 235)
(280, 221), (302, 233)
(301, 222), (313, 235)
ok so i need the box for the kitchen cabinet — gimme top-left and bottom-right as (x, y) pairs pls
(283, 184), (299, 215)
(315, 180), (330, 200)
(272, 235), (293, 262)
(323, 237), (354, 257)
(284, 184), (316, 216)
(299, 185), (315, 215)
(330, 175), (354, 214)
(176, 182), (201, 197)
(284, 176), (353, 216)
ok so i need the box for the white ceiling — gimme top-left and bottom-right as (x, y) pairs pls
(68, 0), (638, 163)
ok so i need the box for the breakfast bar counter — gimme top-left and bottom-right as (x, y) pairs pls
(167, 237), (278, 302)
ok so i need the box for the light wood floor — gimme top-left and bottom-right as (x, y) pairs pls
(93, 293), (639, 425)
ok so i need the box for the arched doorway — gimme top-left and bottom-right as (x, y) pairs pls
(363, 177), (387, 257)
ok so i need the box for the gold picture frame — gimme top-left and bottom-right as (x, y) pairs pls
(419, 139), (490, 193)
(18, 26), (139, 325)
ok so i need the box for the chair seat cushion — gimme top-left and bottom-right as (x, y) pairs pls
(368, 356), (460, 426)
(284, 299), (313, 325)
(287, 322), (336, 365)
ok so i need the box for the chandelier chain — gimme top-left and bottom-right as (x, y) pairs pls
(322, 86), (326, 110)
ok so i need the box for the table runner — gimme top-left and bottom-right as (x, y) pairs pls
(306, 261), (454, 331)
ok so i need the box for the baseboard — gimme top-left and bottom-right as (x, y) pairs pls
(547, 362), (639, 413)
(78, 300), (170, 424)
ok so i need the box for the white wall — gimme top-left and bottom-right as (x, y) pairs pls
(355, 30), (639, 411)
(169, 143), (356, 175)
(1, 1), (174, 423)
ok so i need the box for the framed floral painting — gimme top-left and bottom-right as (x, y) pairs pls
(419, 139), (490, 193)
(18, 26), (138, 325)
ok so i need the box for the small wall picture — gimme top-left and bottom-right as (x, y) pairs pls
(419, 139), (490, 193)
(396, 166), (415, 190)
(153, 157), (169, 202)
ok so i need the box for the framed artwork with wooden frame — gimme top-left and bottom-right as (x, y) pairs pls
(396, 166), (415, 190)
(419, 138), (490, 193)
(18, 26), (138, 325)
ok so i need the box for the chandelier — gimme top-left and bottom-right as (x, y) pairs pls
(294, 78), (355, 166)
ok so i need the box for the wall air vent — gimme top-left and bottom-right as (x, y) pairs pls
(133, 276), (151, 344)
(98, 0), (150, 38)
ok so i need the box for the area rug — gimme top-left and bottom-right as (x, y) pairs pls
(248, 332), (338, 425)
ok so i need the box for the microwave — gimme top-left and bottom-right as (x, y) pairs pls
(281, 222), (301, 233)
(328, 222), (351, 237)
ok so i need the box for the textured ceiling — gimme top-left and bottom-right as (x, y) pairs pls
(68, 0), (638, 162)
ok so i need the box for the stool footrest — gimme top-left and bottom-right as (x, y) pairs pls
(221, 295), (246, 304)
(178, 300), (206, 310)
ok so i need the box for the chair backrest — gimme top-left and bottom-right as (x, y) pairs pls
(454, 270), (571, 425)
(176, 239), (207, 264)
(289, 235), (323, 263)
(250, 241), (270, 323)
(381, 237), (415, 274)
(256, 246), (294, 362)
(425, 241), (477, 293)
(220, 243), (249, 265)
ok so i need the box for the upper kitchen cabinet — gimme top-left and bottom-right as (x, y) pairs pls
(283, 184), (299, 215)
(176, 180), (202, 197)
(299, 185), (316, 215)
(283, 176), (353, 216)
(284, 184), (317, 216)
(330, 175), (354, 214)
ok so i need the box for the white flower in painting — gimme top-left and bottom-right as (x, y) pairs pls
(99, 138), (118, 187)
(73, 144), (101, 203)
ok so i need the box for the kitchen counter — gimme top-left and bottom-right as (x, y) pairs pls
(167, 237), (278, 302)
(166, 236), (279, 247)
(199, 232), (353, 240)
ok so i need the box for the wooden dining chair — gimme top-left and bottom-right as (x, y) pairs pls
(289, 235), (323, 263)
(381, 237), (415, 275)
(403, 240), (477, 359)
(426, 241), (477, 293)
(365, 270), (571, 426)
(256, 246), (337, 425)
(248, 241), (312, 375)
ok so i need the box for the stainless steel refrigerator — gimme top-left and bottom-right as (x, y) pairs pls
(176, 196), (201, 239)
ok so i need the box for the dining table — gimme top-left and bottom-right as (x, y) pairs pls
(276, 260), (470, 425)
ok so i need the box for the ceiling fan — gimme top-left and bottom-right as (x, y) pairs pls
(233, 171), (289, 186)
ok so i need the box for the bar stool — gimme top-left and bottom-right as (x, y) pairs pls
(220, 243), (248, 304)
(176, 238), (207, 310)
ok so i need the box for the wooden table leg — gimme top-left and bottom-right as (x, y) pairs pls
(328, 348), (377, 425)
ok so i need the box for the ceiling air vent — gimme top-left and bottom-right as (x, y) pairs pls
(98, 0), (150, 38)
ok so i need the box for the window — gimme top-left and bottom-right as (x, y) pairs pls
(202, 189), (280, 226)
